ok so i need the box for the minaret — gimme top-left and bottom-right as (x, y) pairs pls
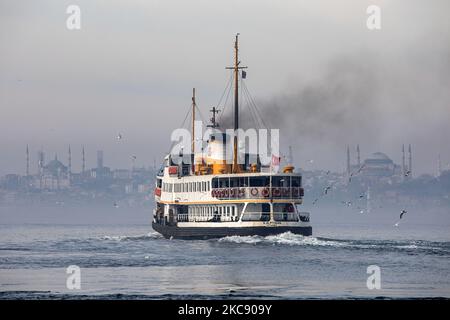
(356, 144), (361, 167)
(37, 149), (45, 175)
(408, 144), (412, 178)
(82, 146), (86, 173)
(26, 145), (30, 176)
(402, 144), (406, 179)
(68, 145), (72, 182)
(366, 186), (371, 214)
(346, 145), (351, 175)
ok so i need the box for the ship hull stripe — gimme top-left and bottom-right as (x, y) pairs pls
(152, 222), (312, 240)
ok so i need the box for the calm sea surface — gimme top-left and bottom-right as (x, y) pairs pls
(0, 221), (449, 299)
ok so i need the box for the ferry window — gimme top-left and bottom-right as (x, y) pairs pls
(207, 181), (210, 191)
(231, 206), (235, 215)
(197, 182), (201, 191)
(239, 177), (248, 187)
(230, 178), (238, 188)
(219, 178), (229, 188)
(212, 178), (218, 188)
(249, 177), (269, 187)
(273, 176), (289, 187)
(292, 177), (301, 187)
(203, 181), (206, 191)
(157, 179), (162, 188)
(185, 183), (188, 192)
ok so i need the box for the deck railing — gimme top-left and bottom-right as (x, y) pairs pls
(211, 187), (303, 200)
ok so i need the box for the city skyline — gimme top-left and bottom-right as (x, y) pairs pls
(1, 1), (450, 177)
(2, 142), (447, 178)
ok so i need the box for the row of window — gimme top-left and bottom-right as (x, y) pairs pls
(212, 176), (302, 188)
(187, 205), (236, 217)
(161, 181), (211, 193)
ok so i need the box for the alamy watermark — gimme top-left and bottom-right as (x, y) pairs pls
(169, 120), (280, 166)
(366, 5), (381, 30)
(66, 5), (81, 30)
(366, 265), (381, 290)
(66, 265), (81, 290)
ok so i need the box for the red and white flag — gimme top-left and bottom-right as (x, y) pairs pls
(271, 154), (281, 173)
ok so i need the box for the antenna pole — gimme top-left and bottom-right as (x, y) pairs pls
(232, 34), (239, 173)
(226, 34), (247, 173)
(192, 88), (196, 155)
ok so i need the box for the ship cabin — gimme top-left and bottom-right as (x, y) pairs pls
(153, 153), (308, 227)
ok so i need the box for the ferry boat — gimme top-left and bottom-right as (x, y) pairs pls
(152, 35), (312, 239)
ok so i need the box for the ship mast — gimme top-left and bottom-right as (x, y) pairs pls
(227, 33), (247, 173)
(191, 88), (196, 155)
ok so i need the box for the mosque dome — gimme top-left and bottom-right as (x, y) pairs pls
(368, 152), (391, 161)
(44, 155), (68, 176)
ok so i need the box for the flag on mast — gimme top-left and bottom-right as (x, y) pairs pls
(271, 154), (281, 173)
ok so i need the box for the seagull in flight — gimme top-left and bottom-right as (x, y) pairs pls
(400, 209), (407, 219)
(117, 133), (123, 140)
(394, 210), (407, 227)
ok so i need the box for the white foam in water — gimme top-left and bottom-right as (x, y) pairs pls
(99, 232), (162, 241)
(219, 232), (345, 247)
(395, 244), (419, 249)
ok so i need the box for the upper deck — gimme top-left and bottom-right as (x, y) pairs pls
(155, 168), (304, 204)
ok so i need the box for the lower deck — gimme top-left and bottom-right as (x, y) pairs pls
(152, 221), (312, 240)
(152, 201), (311, 239)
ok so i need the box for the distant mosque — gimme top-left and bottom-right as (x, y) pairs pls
(25, 145), (112, 190)
(36, 150), (71, 190)
(346, 144), (412, 182)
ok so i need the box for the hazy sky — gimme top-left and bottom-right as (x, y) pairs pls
(1, 0), (449, 176)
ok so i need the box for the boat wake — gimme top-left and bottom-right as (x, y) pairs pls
(218, 232), (344, 247)
(99, 232), (163, 242)
(217, 232), (450, 254)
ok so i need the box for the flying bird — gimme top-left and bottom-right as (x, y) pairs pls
(117, 133), (123, 140)
(394, 210), (407, 227)
(400, 209), (407, 219)
(131, 155), (137, 160)
(404, 170), (411, 177)
(312, 198), (319, 205)
(324, 186), (331, 194)
(113, 202), (119, 208)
